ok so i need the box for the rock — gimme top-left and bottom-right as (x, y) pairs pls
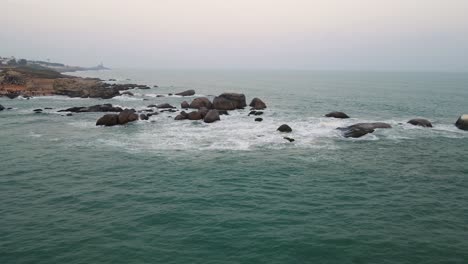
(198, 107), (209, 118)
(121, 91), (134, 96)
(118, 109), (139, 125)
(338, 122), (392, 138)
(137, 86), (151, 89)
(156, 95), (165, 97)
(174, 111), (188, 120)
(408, 118), (433, 128)
(108, 79), (117, 81)
(249, 97), (267, 109)
(153, 85), (158, 88)
(284, 137), (295, 142)
(187, 111), (203, 120)
(455, 115), (468, 131)
(218, 110), (229, 115)
(33, 109), (42, 112)
(218, 93), (246, 109)
(44, 107), (53, 110)
(190, 97), (212, 109)
(139, 114), (149, 120)
(96, 114), (119, 126)
(181, 101), (190, 108)
(147, 104), (157, 107)
(53, 79), (121, 99)
(59, 104), (123, 113)
(204, 110), (220, 123)
(5, 92), (20, 99)
(277, 124), (292, 133)
(325, 111), (350, 119)
(213, 96), (236, 110)
(168, 93), (173, 96)
(248, 110), (263, 116)
(0, 105), (4, 111)
(66, 113), (73, 116)
(255, 118), (263, 122)
(156, 103), (175, 109)
(175, 89), (195, 96)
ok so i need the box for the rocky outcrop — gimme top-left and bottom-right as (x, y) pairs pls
(455, 115), (468, 131)
(213, 93), (246, 110)
(325, 112), (350, 119)
(156, 103), (175, 109)
(338, 122), (392, 138)
(53, 78), (120, 99)
(408, 119), (432, 128)
(181, 101), (190, 108)
(203, 110), (220, 123)
(97, 109), (140, 126)
(189, 97), (212, 109)
(175, 89), (195, 96)
(277, 124), (292, 133)
(198, 107), (209, 118)
(59, 104), (123, 113)
(249, 98), (267, 110)
(0, 105), (4, 111)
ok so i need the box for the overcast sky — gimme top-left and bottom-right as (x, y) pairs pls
(2, 0), (468, 71)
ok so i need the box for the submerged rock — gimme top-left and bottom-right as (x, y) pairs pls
(0, 105), (5, 111)
(175, 89), (195, 96)
(325, 111), (350, 119)
(408, 119), (433, 128)
(59, 104), (123, 113)
(338, 122), (392, 138)
(455, 115), (468, 131)
(249, 97), (267, 110)
(204, 110), (220, 123)
(139, 114), (149, 120)
(255, 118), (263, 122)
(283, 137), (295, 142)
(121, 91), (134, 96)
(277, 124), (292, 133)
(156, 103), (175, 109)
(190, 97), (212, 109)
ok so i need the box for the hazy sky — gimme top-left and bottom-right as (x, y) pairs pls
(2, 0), (468, 70)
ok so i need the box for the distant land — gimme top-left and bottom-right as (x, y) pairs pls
(0, 56), (109, 73)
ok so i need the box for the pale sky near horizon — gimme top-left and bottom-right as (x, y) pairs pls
(2, 0), (468, 71)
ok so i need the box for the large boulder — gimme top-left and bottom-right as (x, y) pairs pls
(118, 109), (139, 125)
(187, 111), (203, 120)
(204, 110), (220, 123)
(96, 114), (119, 126)
(175, 89), (195, 96)
(218, 93), (246, 109)
(249, 98), (267, 109)
(156, 103), (175, 109)
(455, 115), (468, 131)
(181, 101), (190, 108)
(198, 107), (209, 118)
(213, 96), (236, 110)
(190, 97), (212, 109)
(0, 105), (4, 111)
(175, 111), (188, 120)
(277, 124), (292, 133)
(325, 111), (350, 119)
(408, 119), (432, 128)
(139, 114), (149, 120)
(338, 122), (392, 138)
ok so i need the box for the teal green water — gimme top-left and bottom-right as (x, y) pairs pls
(1, 70), (468, 263)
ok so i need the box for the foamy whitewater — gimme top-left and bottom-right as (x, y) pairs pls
(1, 69), (467, 264)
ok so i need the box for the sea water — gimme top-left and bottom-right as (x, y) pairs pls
(1, 69), (467, 263)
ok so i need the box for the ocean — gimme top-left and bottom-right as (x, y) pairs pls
(1, 69), (467, 263)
